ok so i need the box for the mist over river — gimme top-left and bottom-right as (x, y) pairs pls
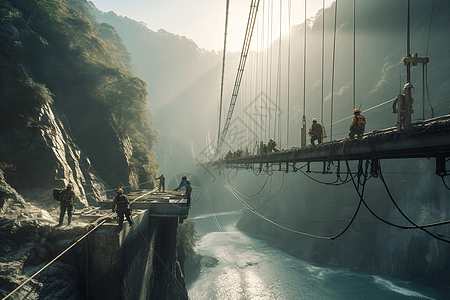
(187, 211), (450, 300)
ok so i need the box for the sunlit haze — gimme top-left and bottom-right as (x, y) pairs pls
(90, 0), (328, 52)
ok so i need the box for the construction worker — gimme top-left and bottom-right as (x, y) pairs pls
(156, 174), (165, 192)
(174, 175), (192, 206)
(392, 83), (414, 131)
(57, 183), (75, 226)
(349, 109), (366, 139)
(112, 189), (133, 230)
(308, 118), (323, 145)
(267, 138), (279, 153)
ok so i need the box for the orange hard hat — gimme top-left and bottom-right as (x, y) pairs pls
(67, 183), (73, 188)
(117, 189), (123, 194)
(353, 109), (360, 114)
(312, 118), (317, 122)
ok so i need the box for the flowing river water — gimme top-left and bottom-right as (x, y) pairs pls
(187, 211), (450, 300)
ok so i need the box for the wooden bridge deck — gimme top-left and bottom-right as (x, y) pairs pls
(214, 116), (450, 174)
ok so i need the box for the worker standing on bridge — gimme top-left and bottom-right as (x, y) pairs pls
(57, 183), (75, 226)
(112, 189), (133, 230)
(309, 118), (323, 145)
(174, 175), (192, 207)
(267, 138), (279, 153)
(349, 109), (366, 139)
(156, 174), (165, 192)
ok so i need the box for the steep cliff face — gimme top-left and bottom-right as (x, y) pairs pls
(0, 1), (187, 298)
(0, 0), (158, 205)
(236, 159), (450, 288)
(0, 103), (109, 207)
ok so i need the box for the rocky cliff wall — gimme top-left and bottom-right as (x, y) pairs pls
(0, 103), (112, 208)
(236, 158), (450, 289)
(0, 173), (188, 299)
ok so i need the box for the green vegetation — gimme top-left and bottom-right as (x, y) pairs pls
(0, 0), (159, 186)
(177, 220), (202, 266)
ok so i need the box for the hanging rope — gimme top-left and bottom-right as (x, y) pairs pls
(441, 176), (450, 191)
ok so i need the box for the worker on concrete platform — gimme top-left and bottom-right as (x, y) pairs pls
(349, 109), (366, 139)
(174, 175), (192, 206)
(309, 118), (323, 145)
(112, 189), (133, 230)
(57, 183), (75, 226)
(267, 138), (279, 153)
(156, 174), (165, 192)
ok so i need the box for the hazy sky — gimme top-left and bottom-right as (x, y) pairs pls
(90, 0), (327, 52)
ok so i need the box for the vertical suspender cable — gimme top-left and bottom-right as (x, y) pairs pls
(406, 0), (410, 84)
(265, 0), (270, 142)
(217, 0), (230, 150)
(278, 0), (283, 145)
(321, 0), (325, 128)
(352, 0), (356, 110)
(302, 0), (307, 145)
(330, 0), (338, 141)
(287, 0), (292, 149)
(217, 0), (261, 153)
(425, 0), (434, 118)
(269, 0), (273, 139)
(274, 0), (282, 141)
(261, 1), (265, 141)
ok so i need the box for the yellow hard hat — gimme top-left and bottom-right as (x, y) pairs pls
(117, 189), (123, 194)
(353, 109), (360, 114)
(67, 183), (73, 188)
(312, 118), (317, 122)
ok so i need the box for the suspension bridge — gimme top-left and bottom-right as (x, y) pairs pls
(211, 0), (449, 177)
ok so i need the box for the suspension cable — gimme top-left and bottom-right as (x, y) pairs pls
(217, 0), (261, 153)
(217, 0), (230, 149)
(378, 166), (450, 243)
(222, 176), (365, 241)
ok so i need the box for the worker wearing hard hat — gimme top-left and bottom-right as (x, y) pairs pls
(175, 175), (192, 206)
(267, 138), (279, 153)
(57, 183), (75, 226)
(392, 83), (414, 130)
(349, 109), (366, 139)
(308, 118), (323, 145)
(112, 189), (133, 230)
(156, 174), (165, 192)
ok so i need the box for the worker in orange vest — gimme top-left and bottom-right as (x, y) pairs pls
(349, 109), (366, 139)
(309, 118), (323, 145)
